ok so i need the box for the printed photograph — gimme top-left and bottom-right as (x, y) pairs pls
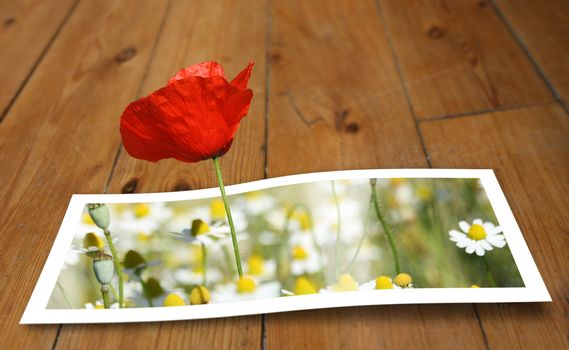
(47, 177), (524, 310)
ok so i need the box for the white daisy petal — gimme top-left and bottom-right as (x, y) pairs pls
(456, 238), (469, 248)
(483, 222), (494, 232)
(480, 240), (493, 251)
(473, 218), (483, 225)
(465, 242), (476, 254)
(449, 230), (466, 240)
(492, 226), (503, 235)
(475, 242), (485, 256)
(459, 221), (470, 233)
(486, 234), (507, 248)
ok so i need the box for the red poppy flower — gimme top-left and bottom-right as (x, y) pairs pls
(120, 61), (254, 163)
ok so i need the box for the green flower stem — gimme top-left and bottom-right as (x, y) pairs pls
(201, 242), (208, 286)
(101, 285), (110, 309)
(342, 199), (372, 274)
(212, 156), (243, 279)
(103, 229), (124, 308)
(482, 256), (497, 287)
(331, 181), (342, 277)
(370, 179), (401, 275)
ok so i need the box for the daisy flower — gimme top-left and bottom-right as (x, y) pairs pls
(212, 276), (281, 303)
(290, 244), (321, 275)
(449, 219), (506, 256)
(359, 273), (414, 290)
(281, 276), (319, 296)
(319, 274), (359, 293)
(243, 254), (277, 281)
(170, 218), (230, 245)
(117, 202), (173, 236)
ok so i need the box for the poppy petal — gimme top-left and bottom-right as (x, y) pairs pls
(168, 61), (225, 84)
(121, 76), (246, 162)
(120, 61), (254, 163)
(230, 62), (254, 91)
(224, 88), (254, 128)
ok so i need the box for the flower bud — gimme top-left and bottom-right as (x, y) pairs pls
(236, 276), (257, 294)
(87, 203), (110, 229)
(294, 277), (317, 295)
(93, 253), (114, 285)
(394, 273), (413, 288)
(375, 275), (394, 289)
(331, 274), (358, 292)
(190, 286), (211, 305)
(163, 293), (186, 307)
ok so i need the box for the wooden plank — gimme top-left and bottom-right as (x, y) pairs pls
(495, 0), (569, 106)
(380, 0), (554, 120)
(265, 1), (487, 348)
(0, 0), (77, 119)
(421, 103), (569, 348)
(56, 0), (267, 348)
(0, 1), (170, 348)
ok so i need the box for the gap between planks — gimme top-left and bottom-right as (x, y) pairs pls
(50, 0), (174, 349)
(0, 0), (80, 123)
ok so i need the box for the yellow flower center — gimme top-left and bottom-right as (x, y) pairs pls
(390, 178), (404, 186)
(248, 255), (264, 275)
(470, 284), (480, 288)
(134, 203), (151, 218)
(191, 219), (210, 237)
(375, 276), (394, 289)
(245, 191), (261, 199)
(293, 211), (312, 230)
(210, 199), (226, 221)
(136, 232), (150, 242)
(190, 286), (211, 305)
(163, 293), (185, 307)
(94, 302), (104, 309)
(468, 224), (487, 241)
(416, 186), (432, 201)
(394, 273), (413, 288)
(332, 274), (358, 291)
(292, 245), (308, 260)
(294, 277), (317, 295)
(82, 232), (104, 250)
(82, 214), (95, 225)
(236, 276), (257, 293)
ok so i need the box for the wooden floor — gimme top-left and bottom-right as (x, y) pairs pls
(1, 0), (567, 348)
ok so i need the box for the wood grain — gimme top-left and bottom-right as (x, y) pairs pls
(380, 0), (554, 119)
(265, 1), (486, 348)
(0, 0), (77, 119)
(0, 1), (169, 348)
(55, 0), (268, 348)
(56, 316), (261, 349)
(495, 0), (569, 106)
(266, 0), (426, 176)
(421, 103), (569, 349)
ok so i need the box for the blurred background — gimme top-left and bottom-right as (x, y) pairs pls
(49, 177), (522, 309)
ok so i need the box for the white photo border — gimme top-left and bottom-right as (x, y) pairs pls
(21, 169), (551, 324)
